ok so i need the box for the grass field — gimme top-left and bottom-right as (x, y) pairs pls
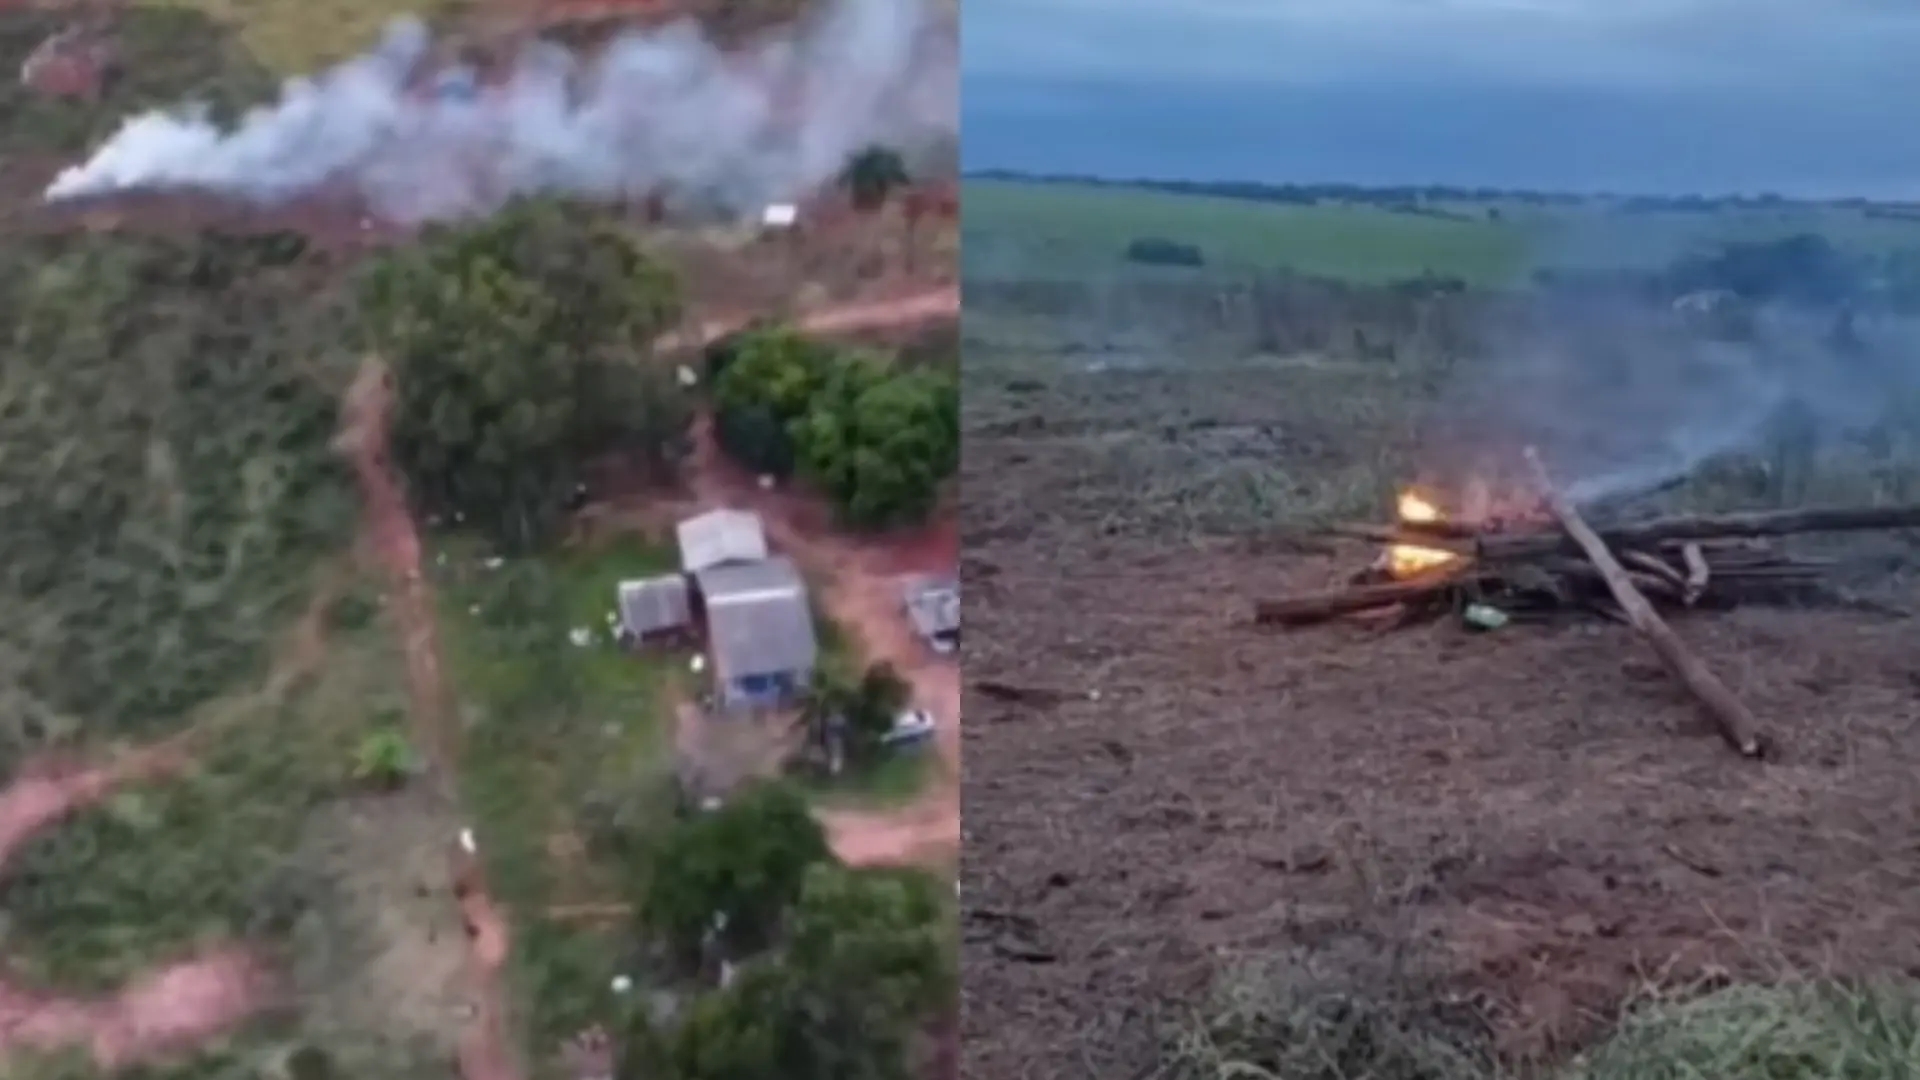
(964, 178), (1920, 284)
(434, 533), (689, 1051)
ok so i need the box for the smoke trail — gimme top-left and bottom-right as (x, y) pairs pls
(44, 0), (955, 223)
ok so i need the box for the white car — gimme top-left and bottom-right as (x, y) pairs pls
(883, 708), (938, 748)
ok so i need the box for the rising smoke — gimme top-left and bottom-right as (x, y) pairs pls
(1425, 295), (1920, 507)
(44, 0), (955, 223)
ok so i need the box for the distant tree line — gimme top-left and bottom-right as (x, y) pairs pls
(968, 169), (1920, 217)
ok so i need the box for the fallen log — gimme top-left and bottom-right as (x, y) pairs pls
(1474, 504), (1920, 561)
(1254, 561), (1478, 626)
(1525, 448), (1766, 759)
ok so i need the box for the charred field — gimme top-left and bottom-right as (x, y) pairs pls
(960, 180), (1920, 1080)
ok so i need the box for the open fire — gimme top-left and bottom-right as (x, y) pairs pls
(1386, 490), (1459, 578)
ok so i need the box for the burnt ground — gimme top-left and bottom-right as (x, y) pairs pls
(958, 348), (1920, 1080)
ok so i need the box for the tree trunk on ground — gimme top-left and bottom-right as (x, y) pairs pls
(1524, 448), (1767, 759)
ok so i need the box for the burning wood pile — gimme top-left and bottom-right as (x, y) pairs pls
(1260, 477), (1920, 630)
(1255, 448), (1920, 759)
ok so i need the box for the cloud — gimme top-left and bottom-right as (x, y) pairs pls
(965, 0), (1920, 194)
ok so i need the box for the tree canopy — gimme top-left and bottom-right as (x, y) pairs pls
(624, 862), (955, 1080)
(840, 145), (913, 211)
(357, 197), (690, 550)
(637, 781), (832, 963)
(712, 327), (958, 528)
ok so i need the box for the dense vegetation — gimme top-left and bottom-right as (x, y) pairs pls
(1, 6), (275, 157)
(0, 227), (354, 765)
(361, 197), (691, 551)
(711, 327), (959, 529)
(621, 782), (955, 1080)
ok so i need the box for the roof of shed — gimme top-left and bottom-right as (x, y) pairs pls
(676, 508), (769, 573)
(617, 574), (691, 634)
(697, 557), (818, 680)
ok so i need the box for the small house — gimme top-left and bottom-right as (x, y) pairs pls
(676, 509), (769, 574)
(616, 574), (691, 644)
(903, 574), (960, 654)
(695, 556), (818, 709)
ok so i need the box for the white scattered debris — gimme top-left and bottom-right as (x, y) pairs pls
(483, 556), (504, 570)
(719, 959), (738, 988)
(611, 974), (634, 994)
(458, 828), (477, 854)
(436, 552), (448, 565)
(569, 627), (594, 647)
(1088, 688), (1101, 702)
(468, 604), (481, 615)
(757, 474), (775, 491)
(454, 511), (465, 523)
(689, 654), (706, 673)
(676, 364), (698, 387)
(761, 202), (798, 228)
(700, 796), (722, 811)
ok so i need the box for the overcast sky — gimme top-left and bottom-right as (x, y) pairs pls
(963, 0), (1920, 197)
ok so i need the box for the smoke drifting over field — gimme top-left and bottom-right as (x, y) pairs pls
(1428, 297), (1920, 506)
(44, 0), (955, 222)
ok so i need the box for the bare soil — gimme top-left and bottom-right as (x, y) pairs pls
(959, 370), (1920, 1080)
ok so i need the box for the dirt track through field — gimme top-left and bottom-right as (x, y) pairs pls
(340, 358), (520, 1080)
(657, 285), (960, 354)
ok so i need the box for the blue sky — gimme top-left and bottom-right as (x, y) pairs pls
(962, 0), (1920, 197)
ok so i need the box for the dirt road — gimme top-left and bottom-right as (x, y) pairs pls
(654, 285), (960, 355)
(339, 359), (521, 1080)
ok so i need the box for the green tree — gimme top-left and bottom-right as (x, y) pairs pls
(357, 197), (688, 551)
(840, 145), (912, 211)
(795, 661), (911, 769)
(710, 327), (839, 477)
(638, 781), (831, 964)
(793, 359), (959, 529)
(622, 864), (956, 1080)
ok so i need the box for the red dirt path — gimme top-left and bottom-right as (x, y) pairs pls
(0, 751), (274, 1069)
(339, 359), (521, 1080)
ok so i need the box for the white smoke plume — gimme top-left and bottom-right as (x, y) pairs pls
(44, 0), (955, 223)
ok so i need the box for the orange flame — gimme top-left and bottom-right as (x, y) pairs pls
(1387, 490), (1458, 577)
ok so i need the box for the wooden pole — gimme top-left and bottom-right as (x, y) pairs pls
(1524, 448), (1766, 759)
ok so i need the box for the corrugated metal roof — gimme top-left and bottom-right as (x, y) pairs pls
(696, 557), (818, 681)
(617, 574), (690, 635)
(676, 509), (769, 573)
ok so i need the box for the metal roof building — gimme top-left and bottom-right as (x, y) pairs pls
(695, 556), (819, 706)
(676, 509), (769, 574)
(617, 574), (691, 639)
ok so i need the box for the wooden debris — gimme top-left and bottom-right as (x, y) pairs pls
(1268, 492), (1912, 632)
(1254, 562), (1479, 626)
(1680, 543), (1709, 606)
(1525, 448), (1766, 759)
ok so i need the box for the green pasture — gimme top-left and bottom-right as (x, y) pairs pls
(964, 178), (1920, 285)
